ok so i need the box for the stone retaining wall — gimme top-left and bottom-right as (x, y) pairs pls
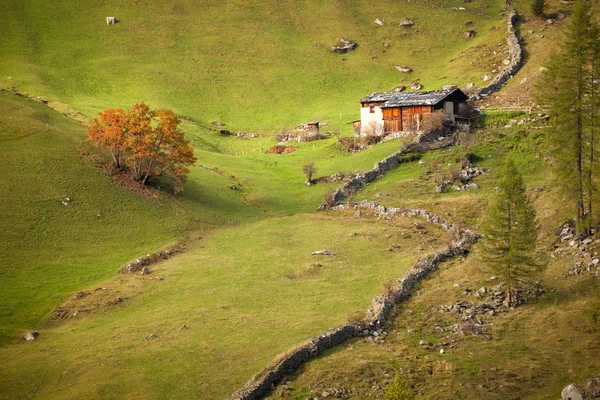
(325, 130), (456, 206)
(477, 1), (523, 97)
(228, 201), (479, 400)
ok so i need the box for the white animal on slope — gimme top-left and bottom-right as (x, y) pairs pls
(106, 16), (117, 25)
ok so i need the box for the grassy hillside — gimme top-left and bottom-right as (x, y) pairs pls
(0, 0), (506, 132)
(6, 0), (599, 399)
(0, 210), (449, 399)
(261, 111), (600, 399)
(0, 90), (262, 345)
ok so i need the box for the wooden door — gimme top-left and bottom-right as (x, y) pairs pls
(382, 108), (401, 134)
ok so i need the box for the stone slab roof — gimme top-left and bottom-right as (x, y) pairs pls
(360, 88), (465, 108)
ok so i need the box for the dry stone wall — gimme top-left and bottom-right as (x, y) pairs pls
(325, 130), (456, 206)
(227, 201), (479, 400)
(476, 1), (523, 97)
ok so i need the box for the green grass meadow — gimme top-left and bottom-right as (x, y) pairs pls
(0, 0), (506, 132)
(8, 0), (593, 398)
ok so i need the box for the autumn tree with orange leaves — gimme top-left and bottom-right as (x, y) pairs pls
(87, 103), (197, 192)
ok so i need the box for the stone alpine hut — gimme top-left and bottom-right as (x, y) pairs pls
(358, 88), (468, 136)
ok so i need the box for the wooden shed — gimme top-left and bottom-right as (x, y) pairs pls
(359, 88), (469, 135)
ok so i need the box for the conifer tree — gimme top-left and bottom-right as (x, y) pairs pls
(482, 158), (538, 306)
(535, 0), (600, 234)
(531, 0), (545, 17)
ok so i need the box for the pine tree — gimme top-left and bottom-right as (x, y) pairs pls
(531, 0), (545, 17)
(535, 0), (600, 234)
(482, 158), (538, 306)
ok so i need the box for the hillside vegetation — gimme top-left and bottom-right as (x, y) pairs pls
(5, 0), (600, 399)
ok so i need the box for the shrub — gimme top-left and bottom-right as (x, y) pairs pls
(398, 152), (421, 163)
(531, 0), (545, 17)
(302, 162), (317, 185)
(343, 185), (356, 206)
(337, 137), (363, 152)
(421, 110), (448, 132)
(383, 375), (414, 400)
(323, 188), (337, 209)
(360, 132), (381, 147)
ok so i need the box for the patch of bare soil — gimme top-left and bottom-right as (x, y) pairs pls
(265, 145), (297, 154)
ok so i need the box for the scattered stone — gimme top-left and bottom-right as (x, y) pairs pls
(219, 129), (234, 135)
(354, 210), (361, 218)
(395, 65), (412, 73)
(400, 18), (414, 27)
(419, 339), (430, 345)
(375, 18), (384, 26)
(546, 19), (555, 25)
(145, 333), (158, 340)
(212, 121), (225, 127)
(464, 29), (476, 38)
(312, 250), (335, 256)
(393, 85), (406, 92)
(72, 291), (87, 300)
(443, 84), (457, 91)
(24, 331), (39, 341)
(411, 81), (423, 90)
(230, 185), (237, 190)
(330, 37), (357, 54)
(561, 376), (600, 400)
(482, 74), (492, 82)
(520, 77), (529, 84)
(459, 317), (487, 336)
(465, 82), (475, 90)
(180, 324), (188, 330)
(440, 348), (445, 354)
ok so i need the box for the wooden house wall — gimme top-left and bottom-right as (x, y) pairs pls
(382, 105), (433, 133)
